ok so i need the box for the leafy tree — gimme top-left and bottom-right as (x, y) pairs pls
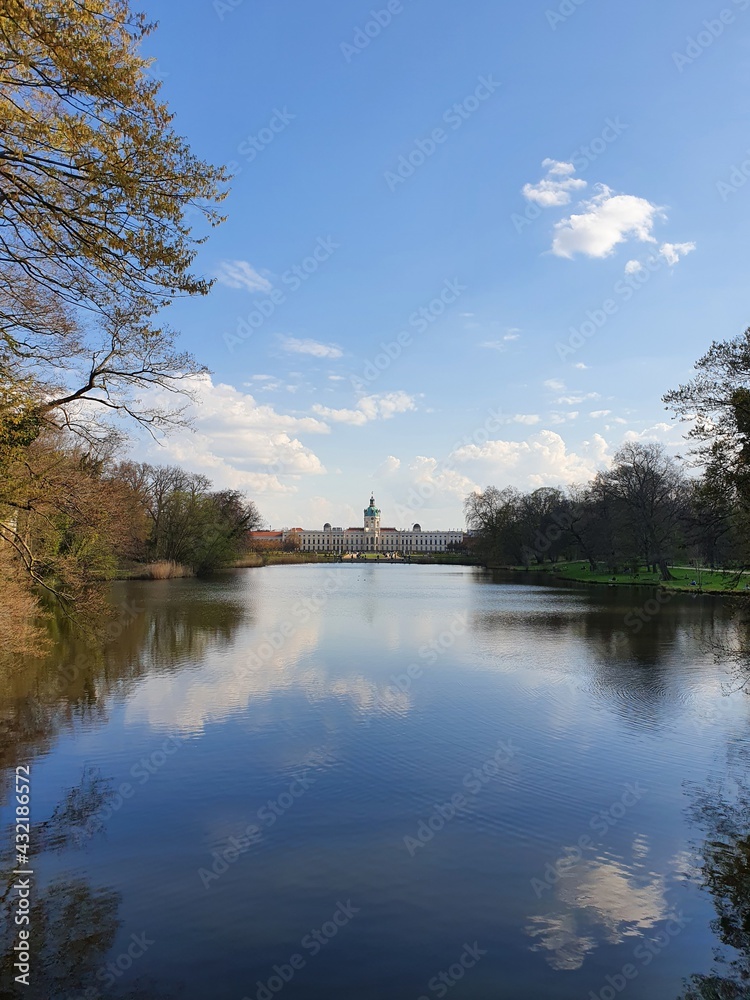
(0, 0), (226, 317)
(665, 332), (750, 558)
(126, 463), (263, 573)
(0, 0), (229, 633)
(592, 442), (687, 580)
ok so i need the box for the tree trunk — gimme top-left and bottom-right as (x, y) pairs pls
(658, 557), (673, 581)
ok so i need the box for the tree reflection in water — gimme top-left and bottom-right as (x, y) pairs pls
(1, 768), (180, 1000)
(680, 765), (750, 999)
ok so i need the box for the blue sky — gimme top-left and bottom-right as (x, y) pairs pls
(135, 0), (750, 529)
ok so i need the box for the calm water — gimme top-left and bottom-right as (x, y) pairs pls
(1, 565), (749, 1000)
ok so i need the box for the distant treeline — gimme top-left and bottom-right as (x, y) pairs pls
(465, 441), (743, 581)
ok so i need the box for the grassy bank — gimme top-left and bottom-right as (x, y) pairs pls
(118, 560), (195, 580)
(494, 560), (749, 594)
(233, 552), (341, 567)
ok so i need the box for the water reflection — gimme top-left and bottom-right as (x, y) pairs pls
(1, 568), (749, 999)
(0, 580), (248, 775)
(679, 755), (750, 999)
(0, 771), (180, 1000)
(526, 847), (670, 971)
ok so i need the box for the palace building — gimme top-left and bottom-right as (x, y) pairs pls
(252, 495), (465, 555)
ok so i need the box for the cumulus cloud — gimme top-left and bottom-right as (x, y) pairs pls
(624, 259), (643, 274)
(408, 456), (478, 500)
(280, 336), (343, 359)
(312, 391), (416, 426)
(214, 260), (273, 293)
(135, 374), (327, 494)
(544, 379), (566, 391)
(375, 455), (401, 476)
(659, 241), (696, 266)
(552, 186), (665, 259)
(523, 159), (588, 207)
(450, 430), (610, 487)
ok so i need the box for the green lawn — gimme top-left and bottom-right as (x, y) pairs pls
(514, 560), (748, 593)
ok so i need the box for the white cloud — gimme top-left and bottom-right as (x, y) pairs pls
(312, 391), (416, 426)
(556, 392), (600, 405)
(622, 422), (678, 443)
(523, 159), (588, 207)
(659, 241), (696, 266)
(375, 455), (401, 476)
(512, 414), (542, 425)
(450, 430), (610, 487)
(544, 378), (566, 391)
(214, 260), (272, 293)
(624, 259), (643, 274)
(280, 336), (343, 359)
(549, 411), (579, 424)
(589, 410), (612, 418)
(136, 374), (328, 494)
(573, 363), (589, 370)
(408, 457), (478, 500)
(479, 340), (510, 351)
(328, 374), (346, 381)
(552, 186), (664, 259)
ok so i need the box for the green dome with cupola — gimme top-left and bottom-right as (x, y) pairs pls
(364, 494), (380, 518)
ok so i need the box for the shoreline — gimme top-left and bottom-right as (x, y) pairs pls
(486, 563), (749, 597)
(110, 556), (747, 596)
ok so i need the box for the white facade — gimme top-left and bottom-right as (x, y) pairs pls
(288, 495), (464, 554)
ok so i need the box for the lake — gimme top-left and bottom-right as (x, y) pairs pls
(1, 565), (749, 1000)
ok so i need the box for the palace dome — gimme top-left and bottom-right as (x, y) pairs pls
(364, 494), (380, 517)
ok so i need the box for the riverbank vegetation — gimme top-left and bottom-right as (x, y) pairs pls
(0, 0), (233, 648)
